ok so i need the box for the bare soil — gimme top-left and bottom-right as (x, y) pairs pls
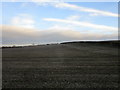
(2, 43), (119, 89)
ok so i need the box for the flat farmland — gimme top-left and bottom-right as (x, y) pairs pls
(2, 43), (119, 88)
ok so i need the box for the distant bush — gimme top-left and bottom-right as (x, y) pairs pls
(2, 46), (23, 49)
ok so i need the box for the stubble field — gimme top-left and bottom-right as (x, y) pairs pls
(2, 42), (119, 89)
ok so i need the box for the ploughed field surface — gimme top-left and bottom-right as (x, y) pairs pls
(2, 43), (119, 88)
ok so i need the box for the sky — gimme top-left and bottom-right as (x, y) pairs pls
(1, 0), (119, 45)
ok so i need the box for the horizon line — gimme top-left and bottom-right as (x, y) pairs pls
(1, 39), (119, 47)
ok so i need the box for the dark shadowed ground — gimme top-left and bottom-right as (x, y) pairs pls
(2, 42), (119, 89)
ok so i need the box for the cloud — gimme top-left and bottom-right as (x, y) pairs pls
(32, 1), (119, 17)
(2, 0), (119, 2)
(46, 15), (82, 31)
(1, 25), (118, 45)
(66, 15), (81, 21)
(43, 18), (117, 32)
(48, 24), (74, 30)
(11, 14), (35, 28)
(54, 3), (118, 17)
